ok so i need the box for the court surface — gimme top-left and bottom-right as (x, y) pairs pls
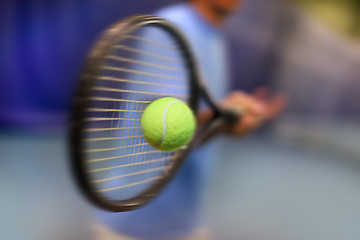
(1, 122), (360, 240)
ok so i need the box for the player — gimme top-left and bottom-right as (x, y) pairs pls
(94, 0), (286, 239)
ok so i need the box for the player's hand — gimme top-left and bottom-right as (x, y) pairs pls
(220, 88), (286, 136)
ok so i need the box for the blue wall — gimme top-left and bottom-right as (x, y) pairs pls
(0, 0), (176, 128)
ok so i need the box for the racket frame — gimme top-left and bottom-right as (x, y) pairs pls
(70, 15), (204, 212)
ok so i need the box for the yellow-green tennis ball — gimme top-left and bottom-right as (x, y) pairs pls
(141, 97), (196, 151)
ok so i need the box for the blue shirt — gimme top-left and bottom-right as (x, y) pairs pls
(98, 3), (229, 239)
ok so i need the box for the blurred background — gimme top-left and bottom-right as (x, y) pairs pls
(1, 0), (360, 239)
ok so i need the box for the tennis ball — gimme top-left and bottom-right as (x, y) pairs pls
(141, 97), (196, 151)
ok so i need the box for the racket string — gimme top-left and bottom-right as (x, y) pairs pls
(97, 76), (188, 89)
(81, 25), (189, 199)
(105, 55), (184, 72)
(123, 35), (177, 50)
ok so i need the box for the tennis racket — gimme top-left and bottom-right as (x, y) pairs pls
(69, 15), (241, 212)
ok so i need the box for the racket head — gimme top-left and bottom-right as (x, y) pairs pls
(69, 15), (200, 212)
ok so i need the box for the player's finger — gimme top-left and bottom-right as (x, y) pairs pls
(225, 91), (265, 115)
(265, 94), (287, 119)
(225, 112), (263, 136)
(253, 87), (269, 101)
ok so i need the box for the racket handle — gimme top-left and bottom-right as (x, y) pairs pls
(194, 109), (242, 146)
(193, 107), (244, 147)
(221, 108), (243, 125)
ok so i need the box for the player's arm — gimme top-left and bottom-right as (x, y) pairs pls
(197, 88), (286, 137)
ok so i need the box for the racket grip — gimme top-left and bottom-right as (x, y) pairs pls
(194, 108), (244, 147)
(221, 108), (243, 125)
